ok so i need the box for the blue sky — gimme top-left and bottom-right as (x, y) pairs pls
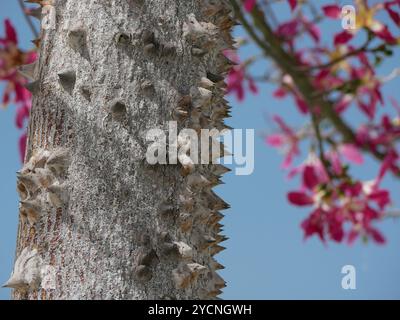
(1, 1), (400, 300)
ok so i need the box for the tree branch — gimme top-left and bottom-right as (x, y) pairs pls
(385, 210), (400, 219)
(230, 0), (397, 174)
(304, 39), (372, 71)
(18, 0), (39, 39)
(237, 1), (356, 140)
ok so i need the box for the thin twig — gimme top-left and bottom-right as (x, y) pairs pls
(18, 0), (39, 39)
(311, 113), (333, 178)
(385, 210), (400, 218)
(262, 0), (279, 29)
(303, 39), (372, 71)
(230, 0), (272, 55)
(247, 2), (357, 141)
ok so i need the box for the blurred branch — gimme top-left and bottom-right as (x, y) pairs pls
(262, 0), (279, 29)
(305, 39), (372, 71)
(229, 0), (356, 141)
(311, 113), (332, 178)
(230, 0), (397, 176)
(385, 210), (400, 218)
(18, 0), (39, 39)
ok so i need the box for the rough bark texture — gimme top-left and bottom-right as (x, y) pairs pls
(11, 0), (233, 300)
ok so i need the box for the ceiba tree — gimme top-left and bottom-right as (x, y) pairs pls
(6, 0), (233, 300)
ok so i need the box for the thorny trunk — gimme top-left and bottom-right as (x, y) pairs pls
(9, 0), (234, 300)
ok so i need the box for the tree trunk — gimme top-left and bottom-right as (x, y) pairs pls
(9, 0), (233, 300)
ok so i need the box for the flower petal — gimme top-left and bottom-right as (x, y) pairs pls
(294, 96), (308, 114)
(303, 165), (319, 190)
(339, 144), (364, 165)
(4, 19), (18, 44)
(323, 5), (342, 19)
(19, 133), (27, 163)
(366, 227), (386, 244)
(243, 0), (256, 12)
(265, 134), (285, 147)
(288, 191), (314, 206)
(288, 0), (298, 11)
(385, 5), (400, 27)
(15, 105), (30, 129)
(334, 30), (353, 45)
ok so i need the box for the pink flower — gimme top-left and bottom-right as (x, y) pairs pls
(294, 96), (309, 114)
(303, 165), (320, 190)
(288, 0), (298, 11)
(335, 95), (353, 113)
(377, 150), (399, 184)
(266, 134), (285, 147)
(225, 50), (258, 101)
(322, 5), (342, 19)
(385, 3), (400, 26)
(334, 31), (354, 45)
(1, 19), (36, 162)
(0, 19), (17, 45)
(368, 189), (390, 210)
(287, 159), (329, 184)
(19, 133), (27, 163)
(301, 209), (326, 242)
(276, 20), (299, 41)
(287, 159), (389, 244)
(248, 78), (258, 94)
(347, 229), (359, 245)
(304, 19), (321, 43)
(365, 227), (386, 244)
(227, 66), (258, 101)
(227, 66), (245, 101)
(373, 25), (398, 44)
(2, 87), (10, 105)
(327, 209), (345, 242)
(339, 144), (364, 165)
(314, 69), (344, 91)
(280, 17), (321, 44)
(288, 165), (325, 207)
(273, 87), (288, 99)
(326, 151), (344, 175)
(266, 115), (300, 169)
(288, 191), (314, 206)
(15, 104), (30, 129)
(358, 100), (376, 120)
(243, 0), (256, 12)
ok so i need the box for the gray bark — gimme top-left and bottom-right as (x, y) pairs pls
(10, 0), (233, 300)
